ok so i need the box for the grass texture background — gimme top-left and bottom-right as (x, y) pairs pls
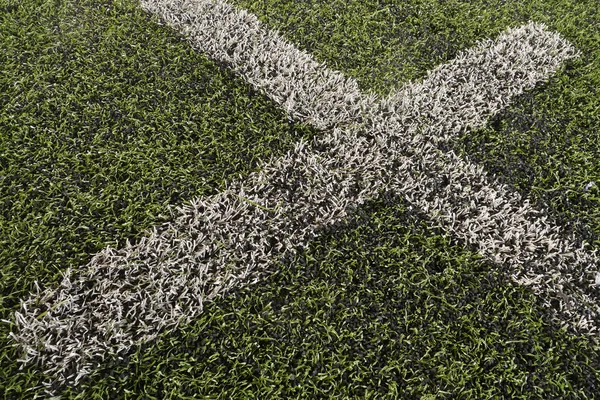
(1, 0), (599, 398)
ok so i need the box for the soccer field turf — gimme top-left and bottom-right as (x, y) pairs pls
(1, 0), (600, 398)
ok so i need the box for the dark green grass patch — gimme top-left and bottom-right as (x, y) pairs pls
(0, 0), (316, 395)
(68, 197), (600, 399)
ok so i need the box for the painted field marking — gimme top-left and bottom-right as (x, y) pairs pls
(8, 0), (598, 391)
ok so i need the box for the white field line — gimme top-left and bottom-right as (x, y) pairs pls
(8, 0), (598, 391)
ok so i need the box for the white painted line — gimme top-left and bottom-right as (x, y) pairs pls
(9, 0), (596, 392)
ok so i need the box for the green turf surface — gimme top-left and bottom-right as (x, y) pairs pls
(66, 198), (600, 399)
(1, 0), (600, 398)
(231, 0), (600, 247)
(0, 0), (320, 308)
(0, 0), (317, 395)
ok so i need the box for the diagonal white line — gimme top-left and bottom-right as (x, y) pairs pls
(8, 0), (597, 392)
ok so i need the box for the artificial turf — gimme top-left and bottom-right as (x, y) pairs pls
(229, 0), (600, 247)
(65, 197), (600, 399)
(0, 0), (317, 396)
(1, 0), (600, 398)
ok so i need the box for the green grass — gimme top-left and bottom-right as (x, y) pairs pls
(230, 0), (600, 247)
(0, 0), (317, 395)
(1, 0), (600, 398)
(65, 198), (600, 399)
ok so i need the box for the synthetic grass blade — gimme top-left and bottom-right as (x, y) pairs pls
(8, 0), (597, 393)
